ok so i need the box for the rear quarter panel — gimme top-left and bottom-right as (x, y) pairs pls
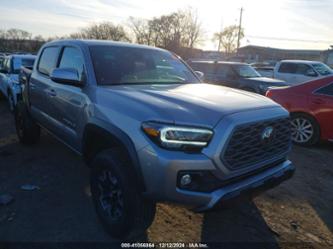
(308, 93), (333, 141)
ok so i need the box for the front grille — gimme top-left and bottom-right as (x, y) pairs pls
(221, 118), (291, 170)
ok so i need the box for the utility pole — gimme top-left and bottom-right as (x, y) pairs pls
(237, 7), (244, 52)
(217, 17), (224, 52)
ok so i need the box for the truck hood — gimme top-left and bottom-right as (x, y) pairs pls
(98, 83), (281, 127)
(245, 77), (287, 85)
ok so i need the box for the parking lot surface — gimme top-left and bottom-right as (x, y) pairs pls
(0, 99), (332, 248)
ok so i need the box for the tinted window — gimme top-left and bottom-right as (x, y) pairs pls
(38, 47), (60, 76)
(190, 62), (215, 74)
(90, 46), (199, 85)
(233, 65), (260, 78)
(215, 64), (232, 78)
(1, 58), (10, 72)
(316, 83), (333, 96)
(278, 63), (297, 73)
(13, 57), (35, 74)
(296, 64), (314, 75)
(59, 47), (84, 79)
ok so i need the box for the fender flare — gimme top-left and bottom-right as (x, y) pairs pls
(82, 120), (146, 192)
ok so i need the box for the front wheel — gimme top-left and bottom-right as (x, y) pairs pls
(290, 113), (320, 146)
(90, 149), (156, 239)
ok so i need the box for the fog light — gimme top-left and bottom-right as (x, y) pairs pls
(180, 174), (192, 186)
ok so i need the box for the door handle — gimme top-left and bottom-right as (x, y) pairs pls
(47, 89), (57, 97)
(312, 98), (325, 105)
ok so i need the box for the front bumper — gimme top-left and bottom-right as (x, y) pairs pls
(139, 143), (294, 211)
(193, 160), (294, 211)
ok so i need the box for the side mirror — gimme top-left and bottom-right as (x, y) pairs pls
(50, 68), (84, 86)
(195, 71), (205, 81)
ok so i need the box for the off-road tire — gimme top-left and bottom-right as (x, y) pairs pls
(90, 149), (156, 239)
(15, 101), (41, 144)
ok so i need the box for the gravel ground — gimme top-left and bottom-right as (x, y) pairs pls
(0, 99), (332, 248)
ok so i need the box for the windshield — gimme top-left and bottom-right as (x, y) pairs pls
(232, 65), (261, 78)
(312, 63), (332, 76)
(13, 57), (35, 74)
(89, 46), (199, 85)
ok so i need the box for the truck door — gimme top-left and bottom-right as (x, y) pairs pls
(29, 46), (61, 127)
(46, 46), (87, 150)
(295, 63), (318, 84)
(217, 64), (238, 88)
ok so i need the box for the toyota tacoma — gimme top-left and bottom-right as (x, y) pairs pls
(16, 39), (295, 239)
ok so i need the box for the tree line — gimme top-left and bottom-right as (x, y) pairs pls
(0, 9), (244, 58)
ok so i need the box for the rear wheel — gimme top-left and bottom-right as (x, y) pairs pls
(90, 149), (156, 239)
(15, 101), (40, 144)
(290, 113), (320, 146)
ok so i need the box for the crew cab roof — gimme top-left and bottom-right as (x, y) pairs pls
(45, 39), (168, 52)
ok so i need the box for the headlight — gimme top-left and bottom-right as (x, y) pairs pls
(142, 122), (213, 151)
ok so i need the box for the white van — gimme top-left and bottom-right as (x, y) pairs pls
(273, 60), (333, 85)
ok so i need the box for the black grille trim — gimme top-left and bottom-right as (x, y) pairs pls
(221, 118), (291, 170)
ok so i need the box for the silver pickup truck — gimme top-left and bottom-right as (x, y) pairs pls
(16, 39), (295, 239)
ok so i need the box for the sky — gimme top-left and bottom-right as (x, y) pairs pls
(0, 0), (332, 51)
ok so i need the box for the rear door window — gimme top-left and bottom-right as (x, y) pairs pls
(315, 83), (333, 96)
(296, 64), (315, 76)
(215, 64), (232, 78)
(38, 46), (60, 76)
(278, 63), (297, 74)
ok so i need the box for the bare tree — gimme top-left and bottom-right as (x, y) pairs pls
(181, 8), (203, 49)
(128, 17), (154, 45)
(6, 28), (32, 40)
(128, 9), (203, 50)
(213, 25), (244, 54)
(70, 22), (130, 42)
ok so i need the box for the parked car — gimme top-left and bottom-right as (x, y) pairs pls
(273, 60), (333, 85)
(0, 54), (36, 111)
(188, 61), (287, 94)
(16, 39), (294, 239)
(266, 76), (333, 146)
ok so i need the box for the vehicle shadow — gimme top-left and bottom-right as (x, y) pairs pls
(201, 201), (280, 248)
(292, 142), (333, 233)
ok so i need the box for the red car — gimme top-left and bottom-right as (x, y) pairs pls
(266, 76), (333, 146)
